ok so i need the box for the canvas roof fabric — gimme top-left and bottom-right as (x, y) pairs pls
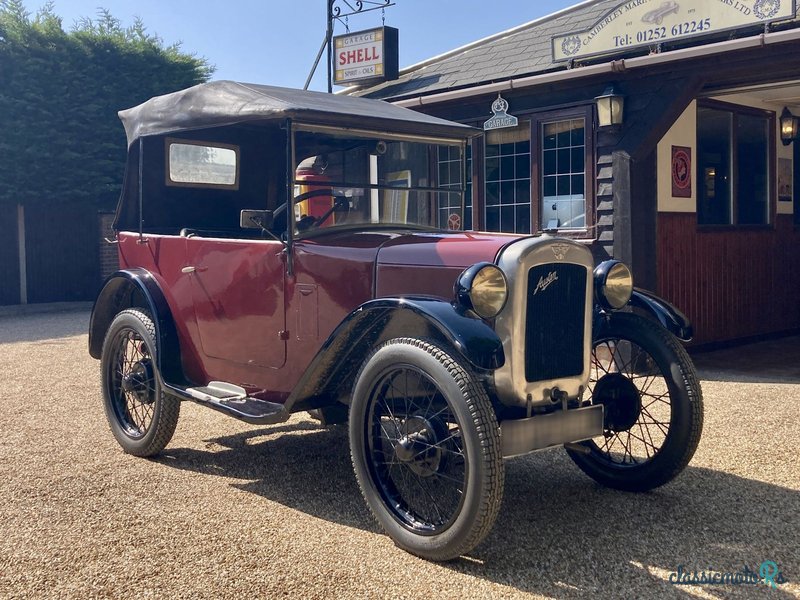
(118, 80), (478, 146)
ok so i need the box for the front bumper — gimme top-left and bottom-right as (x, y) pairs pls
(499, 404), (604, 458)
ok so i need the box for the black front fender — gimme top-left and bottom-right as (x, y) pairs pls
(88, 269), (187, 385)
(286, 297), (504, 411)
(628, 288), (693, 342)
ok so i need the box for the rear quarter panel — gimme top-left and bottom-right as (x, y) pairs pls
(116, 232), (208, 385)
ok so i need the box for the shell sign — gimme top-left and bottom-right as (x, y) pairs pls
(333, 27), (399, 86)
(552, 0), (796, 62)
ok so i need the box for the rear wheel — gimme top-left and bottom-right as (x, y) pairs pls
(101, 309), (180, 457)
(349, 338), (504, 561)
(567, 312), (703, 491)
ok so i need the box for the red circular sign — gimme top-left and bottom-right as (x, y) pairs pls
(672, 149), (691, 190)
(447, 213), (461, 230)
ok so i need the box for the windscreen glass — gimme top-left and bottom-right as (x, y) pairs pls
(292, 129), (465, 235)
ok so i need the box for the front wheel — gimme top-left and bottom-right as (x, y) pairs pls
(567, 312), (703, 491)
(349, 338), (504, 561)
(101, 309), (180, 457)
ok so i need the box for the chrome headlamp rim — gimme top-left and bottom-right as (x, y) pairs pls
(594, 260), (634, 311)
(454, 262), (509, 319)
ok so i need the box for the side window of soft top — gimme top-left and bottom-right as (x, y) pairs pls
(167, 140), (240, 189)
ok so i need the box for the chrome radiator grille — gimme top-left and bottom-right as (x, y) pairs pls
(524, 263), (587, 382)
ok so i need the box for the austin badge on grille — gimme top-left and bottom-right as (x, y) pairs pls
(551, 243), (570, 260)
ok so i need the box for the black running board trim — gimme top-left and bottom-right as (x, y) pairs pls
(164, 383), (290, 425)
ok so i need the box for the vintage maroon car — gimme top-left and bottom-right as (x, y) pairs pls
(89, 81), (703, 561)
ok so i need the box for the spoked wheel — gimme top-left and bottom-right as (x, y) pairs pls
(368, 366), (466, 533)
(567, 312), (703, 491)
(101, 309), (180, 457)
(350, 338), (503, 561)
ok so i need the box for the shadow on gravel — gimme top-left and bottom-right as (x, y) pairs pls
(0, 310), (90, 344)
(692, 335), (800, 384)
(157, 422), (376, 532)
(158, 422), (798, 598)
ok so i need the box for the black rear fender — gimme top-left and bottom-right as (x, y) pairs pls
(286, 297), (504, 412)
(88, 269), (188, 385)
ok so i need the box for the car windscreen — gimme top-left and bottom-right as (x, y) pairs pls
(292, 127), (466, 234)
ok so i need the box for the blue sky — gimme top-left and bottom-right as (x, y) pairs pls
(36, 0), (579, 90)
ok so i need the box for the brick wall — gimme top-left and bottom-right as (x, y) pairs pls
(98, 212), (118, 280)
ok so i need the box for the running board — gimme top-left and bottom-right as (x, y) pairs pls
(165, 381), (289, 425)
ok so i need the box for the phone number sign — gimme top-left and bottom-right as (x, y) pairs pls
(552, 0), (796, 62)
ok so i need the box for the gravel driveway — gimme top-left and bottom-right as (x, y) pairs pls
(1, 309), (798, 599)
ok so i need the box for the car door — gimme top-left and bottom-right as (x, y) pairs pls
(184, 236), (286, 369)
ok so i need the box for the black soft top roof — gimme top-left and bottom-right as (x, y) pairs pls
(119, 80), (478, 146)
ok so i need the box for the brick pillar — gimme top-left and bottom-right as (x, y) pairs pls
(98, 212), (119, 280)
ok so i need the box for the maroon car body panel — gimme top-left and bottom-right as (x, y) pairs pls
(376, 231), (518, 267)
(117, 228), (521, 402)
(117, 233), (208, 384)
(283, 231), (391, 391)
(185, 237), (287, 370)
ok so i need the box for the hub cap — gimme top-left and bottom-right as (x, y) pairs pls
(121, 359), (156, 405)
(593, 372), (641, 431)
(394, 415), (445, 477)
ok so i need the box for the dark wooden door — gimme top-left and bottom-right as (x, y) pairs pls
(25, 205), (99, 303)
(0, 205), (20, 305)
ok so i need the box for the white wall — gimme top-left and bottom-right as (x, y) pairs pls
(657, 101), (696, 213)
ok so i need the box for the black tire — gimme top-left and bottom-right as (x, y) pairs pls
(567, 312), (703, 491)
(349, 338), (504, 561)
(101, 309), (180, 457)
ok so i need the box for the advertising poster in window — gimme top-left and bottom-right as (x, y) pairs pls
(383, 170), (411, 223)
(671, 146), (691, 198)
(778, 157), (792, 202)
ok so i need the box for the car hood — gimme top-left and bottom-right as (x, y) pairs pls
(376, 231), (522, 268)
(373, 230), (524, 299)
(295, 228), (526, 302)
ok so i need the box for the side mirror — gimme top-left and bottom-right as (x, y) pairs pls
(240, 209), (274, 230)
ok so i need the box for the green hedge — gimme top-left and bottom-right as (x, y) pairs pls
(0, 1), (213, 209)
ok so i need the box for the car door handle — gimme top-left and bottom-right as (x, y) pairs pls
(181, 266), (196, 274)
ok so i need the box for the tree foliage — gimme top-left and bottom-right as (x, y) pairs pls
(0, 1), (214, 208)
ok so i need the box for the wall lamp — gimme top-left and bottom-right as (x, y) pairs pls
(780, 107), (798, 146)
(595, 84), (625, 128)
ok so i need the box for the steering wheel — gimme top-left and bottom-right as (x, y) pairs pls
(274, 188), (349, 232)
(309, 195), (349, 229)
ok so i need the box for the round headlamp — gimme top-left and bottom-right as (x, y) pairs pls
(594, 260), (634, 310)
(455, 263), (508, 319)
